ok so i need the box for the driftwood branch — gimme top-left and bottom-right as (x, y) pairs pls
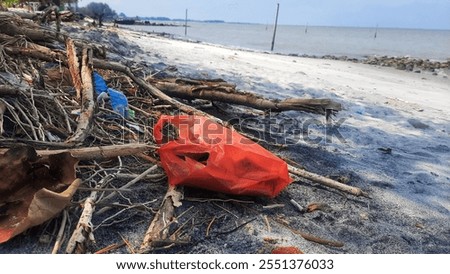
(66, 180), (97, 254)
(65, 38), (82, 100)
(51, 210), (68, 254)
(153, 79), (342, 115)
(0, 12), (56, 42)
(40, 5), (61, 33)
(140, 185), (183, 252)
(4, 45), (66, 63)
(0, 100), (5, 136)
(66, 47), (95, 144)
(20, 144), (154, 160)
(288, 166), (368, 197)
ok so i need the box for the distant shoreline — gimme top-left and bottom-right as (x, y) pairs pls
(129, 28), (449, 75)
(124, 22), (450, 64)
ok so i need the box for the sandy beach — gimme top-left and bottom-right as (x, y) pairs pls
(1, 22), (449, 254)
(121, 28), (450, 253)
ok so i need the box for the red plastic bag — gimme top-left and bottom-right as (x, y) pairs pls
(153, 115), (292, 197)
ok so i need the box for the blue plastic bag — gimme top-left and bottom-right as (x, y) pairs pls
(107, 88), (128, 117)
(93, 72), (108, 95)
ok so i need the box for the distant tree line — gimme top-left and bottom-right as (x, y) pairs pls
(0, 1), (77, 10)
(78, 2), (117, 26)
(1, 1), (118, 27)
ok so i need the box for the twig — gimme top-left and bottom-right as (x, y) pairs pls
(114, 173), (165, 180)
(263, 215), (271, 233)
(263, 204), (285, 210)
(13, 101), (39, 140)
(51, 210), (68, 254)
(206, 216), (216, 237)
(290, 199), (305, 213)
(214, 218), (257, 236)
(94, 200), (157, 230)
(99, 164), (159, 204)
(167, 210), (197, 241)
(157, 206), (194, 237)
(94, 242), (126, 254)
(289, 165), (368, 197)
(213, 202), (239, 218)
(184, 197), (254, 204)
(76, 187), (132, 192)
(274, 218), (344, 248)
(119, 233), (136, 254)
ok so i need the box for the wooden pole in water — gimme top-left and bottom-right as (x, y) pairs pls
(185, 9), (188, 36)
(271, 3), (280, 51)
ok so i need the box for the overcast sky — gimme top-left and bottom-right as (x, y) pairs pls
(78, 0), (450, 29)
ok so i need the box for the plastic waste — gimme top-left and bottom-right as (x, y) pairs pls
(107, 88), (129, 118)
(93, 72), (108, 95)
(93, 72), (129, 118)
(153, 115), (292, 198)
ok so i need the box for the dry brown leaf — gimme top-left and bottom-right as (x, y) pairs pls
(306, 202), (331, 213)
(0, 146), (79, 243)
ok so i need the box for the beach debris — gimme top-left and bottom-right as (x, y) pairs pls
(378, 147), (392, 154)
(107, 88), (129, 117)
(94, 242), (127, 254)
(66, 47), (96, 144)
(407, 118), (430, 129)
(263, 237), (279, 244)
(0, 10), (366, 253)
(0, 146), (80, 244)
(290, 199), (305, 213)
(0, 100), (5, 135)
(306, 202), (332, 213)
(262, 204), (285, 210)
(66, 178), (101, 254)
(0, 144), (154, 161)
(271, 246), (304, 254)
(151, 78), (342, 117)
(289, 165), (368, 197)
(153, 115), (292, 197)
(140, 185), (184, 252)
(263, 215), (271, 232)
(94, 72), (130, 117)
(274, 217), (344, 248)
(415, 223), (425, 229)
(51, 210), (68, 254)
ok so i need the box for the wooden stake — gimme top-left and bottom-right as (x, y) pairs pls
(184, 9), (188, 36)
(271, 3), (280, 51)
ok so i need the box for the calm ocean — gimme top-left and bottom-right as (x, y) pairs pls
(126, 22), (450, 61)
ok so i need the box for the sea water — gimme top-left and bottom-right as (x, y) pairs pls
(126, 22), (450, 61)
